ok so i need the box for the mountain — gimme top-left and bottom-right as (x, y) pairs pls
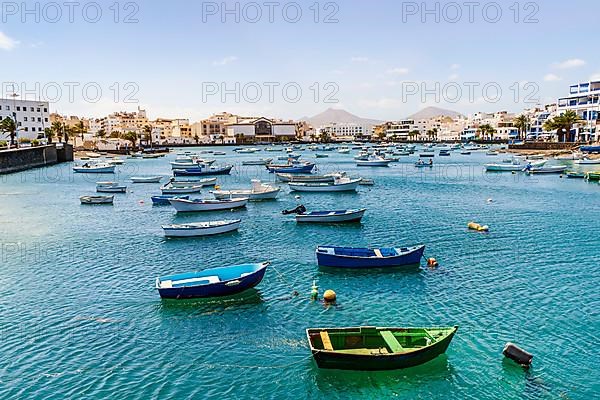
(407, 107), (464, 120)
(301, 108), (384, 127)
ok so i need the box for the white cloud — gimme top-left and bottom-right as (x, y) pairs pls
(351, 56), (369, 63)
(213, 56), (238, 66)
(553, 58), (586, 69)
(386, 67), (410, 75)
(450, 63), (460, 70)
(0, 31), (19, 50)
(590, 73), (600, 81)
(544, 73), (562, 82)
(448, 73), (459, 80)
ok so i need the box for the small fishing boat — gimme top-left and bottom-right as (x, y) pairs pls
(170, 159), (216, 169)
(151, 195), (190, 205)
(289, 177), (362, 192)
(295, 209), (366, 223)
(315, 153), (329, 158)
(306, 326), (458, 370)
(161, 184), (202, 194)
(266, 163), (315, 174)
(525, 165), (568, 174)
(580, 146), (600, 153)
(415, 160), (433, 168)
(460, 151), (471, 155)
(359, 179), (374, 186)
(316, 244), (425, 268)
(565, 171), (586, 179)
(486, 151), (499, 156)
(169, 197), (249, 212)
(276, 173), (338, 183)
(86, 152), (102, 158)
(131, 176), (163, 183)
(585, 171), (600, 181)
(338, 148), (351, 154)
(162, 219), (241, 237)
(156, 262), (269, 299)
(96, 182), (127, 193)
(73, 163), (115, 173)
(574, 158), (600, 165)
(356, 155), (391, 167)
(485, 160), (545, 172)
(438, 150), (451, 156)
(173, 165), (233, 176)
(419, 153), (435, 158)
(169, 178), (217, 188)
(80, 195), (114, 204)
(142, 153), (162, 159)
(213, 151), (226, 156)
(236, 148), (259, 154)
(212, 180), (280, 201)
(241, 158), (273, 166)
(107, 158), (125, 165)
(264, 147), (281, 152)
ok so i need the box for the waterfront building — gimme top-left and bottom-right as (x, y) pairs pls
(225, 117), (297, 144)
(0, 98), (50, 141)
(318, 123), (371, 141)
(557, 80), (600, 142)
(524, 104), (557, 140)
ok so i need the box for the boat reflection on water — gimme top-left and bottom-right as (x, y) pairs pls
(156, 288), (265, 313)
(317, 263), (422, 275)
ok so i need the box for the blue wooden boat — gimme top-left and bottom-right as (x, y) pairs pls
(173, 165), (233, 176)
(151, 195), (189, 205)
(316, 245), (425, 268)
(155, 262), (269, 299)
(580, 146), (600, 153)
(266, 163), (315, 174)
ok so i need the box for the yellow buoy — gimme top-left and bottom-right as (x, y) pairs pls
(468, 222), (489, 232)
(323, 289), (336, 303)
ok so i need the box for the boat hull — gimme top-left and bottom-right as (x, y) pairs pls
(162, 220), (241, 237)
(151, 195), (189, 205)
(173, 166), (233, 176)
(267, 164), (315, 174)
(307, 326), (457, 370)
(356, 160), (391, 167)
(296, 209), (365, 223)
(289, 180), (361, 192)
(73, 166), (115, 173)
(80, 196), (114, 204)
(131, 176), (163, 183)
(156, 263), (268, 299)
(169, 198), (248, 212)
(316, 245), (425, 268)
(212, 188), (280, 200)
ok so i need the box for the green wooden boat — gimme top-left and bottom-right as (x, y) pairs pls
(565, 171), (586, 179)
(306, 326), (458, 370)
(585, 171), (600, 181)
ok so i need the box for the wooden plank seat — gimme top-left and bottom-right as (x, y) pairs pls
(380, 330), (404, 353)
(320, 331), (334, 351)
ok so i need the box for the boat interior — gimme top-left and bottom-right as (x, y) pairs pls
(320, 247), (413, 257)
(308, 327), (452, 355)
(158, 264), (263, 289)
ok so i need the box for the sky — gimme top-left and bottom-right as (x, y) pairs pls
(1, 0), (599, 121)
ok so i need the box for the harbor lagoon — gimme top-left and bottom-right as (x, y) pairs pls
(0, 147), (598, 399)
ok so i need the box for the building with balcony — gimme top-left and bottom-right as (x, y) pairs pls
(225, 117), (297, 144)
(557, 80), (600, 142)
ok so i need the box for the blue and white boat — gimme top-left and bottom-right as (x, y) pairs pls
(73, 163), (115, 173)
(266, 163), (315, 174)
(151, 195), (190, 205)
(316, 245), (426, 268)
(173, 165), (233, 176)
(155, 262), (270, 299)
(295, 209), (366, 223)
(162, 219), (241, 237)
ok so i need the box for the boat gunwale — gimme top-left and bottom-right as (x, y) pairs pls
(156, 262), (270, 289)
(315, 244), (425, 259)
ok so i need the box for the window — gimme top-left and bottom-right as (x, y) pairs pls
(30, 107), (34, 112)
(37, 108), (40, 112)
(24, 117), (28, 121)
(32, 127), (36, 132)
(45, 118), (48, 122)
(44, 108), (47, 113)
(6, 106), (9, 111)
(38, 117), (41, 122)
(16, 106), (21, 111)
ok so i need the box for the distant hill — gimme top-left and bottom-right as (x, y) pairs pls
(301, 108), (383, 127)
(408, 107), (464, 120)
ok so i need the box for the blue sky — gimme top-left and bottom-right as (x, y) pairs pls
(1, 0), (599, 121)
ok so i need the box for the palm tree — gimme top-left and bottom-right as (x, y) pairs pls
(193, 134), (200, 144)
(143, 125), (153, 148)
(319, 131), (331, 143)
(44, 128), (54, 144)
(122, 131), (138, 149)
(96, 129), (107, 139)
(543, 110), (582, 142)
(513, 115), (529, 140)
(63, 125), (75, 144)
(0, 117), (17, 147)
(51, 121), (64, 143)
(478, 124), (496, 141)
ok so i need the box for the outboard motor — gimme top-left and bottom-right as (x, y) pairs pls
(282, 204), (306, 215)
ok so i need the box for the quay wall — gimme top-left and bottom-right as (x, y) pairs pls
(0, 144), (73, 175)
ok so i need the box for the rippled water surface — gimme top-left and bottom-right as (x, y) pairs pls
(0, 147), (598, 399)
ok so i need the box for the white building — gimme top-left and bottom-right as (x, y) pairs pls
(0, 98), (50, 140)
(557, 80), (600, 141)
(226, 117), (297, 144)
(319, 123), (371, 141)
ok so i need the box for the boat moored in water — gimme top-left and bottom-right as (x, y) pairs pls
(212, 180), (280, 200)
(131, 176), (163, 183)
(306, 326), (458, 370)
(151, 195), (190, 205)
(73, 163), (116, 173)
(289, 177), (362, 192)
(80, 195), (114, 204)
(96, 182), (127, 193)
(162, 219), (241, 237)
(169, 197), (249, 212)
(161, 184), (202, 194)
(316, 244), (426, 268)
(173, 165), (233, 176)
(156, 262), (269, 299)
(295, 209), (366, 223)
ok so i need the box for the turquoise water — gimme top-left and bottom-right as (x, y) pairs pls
(0, 147), (598, 399)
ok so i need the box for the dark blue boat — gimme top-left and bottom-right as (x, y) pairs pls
(266, 163), (315, 174)
(316, 245), (425, 268)
(581, 146), (600, 153)
(155, 262), (269, 299)
(151, 195), (189, 205)
(173, 165), (233, 176)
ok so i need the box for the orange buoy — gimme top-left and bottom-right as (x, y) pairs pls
(427, 258), (438, 268)
(323, 289), (336, 303)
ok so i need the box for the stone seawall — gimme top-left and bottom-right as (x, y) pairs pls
(0, 144), (73, 174)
